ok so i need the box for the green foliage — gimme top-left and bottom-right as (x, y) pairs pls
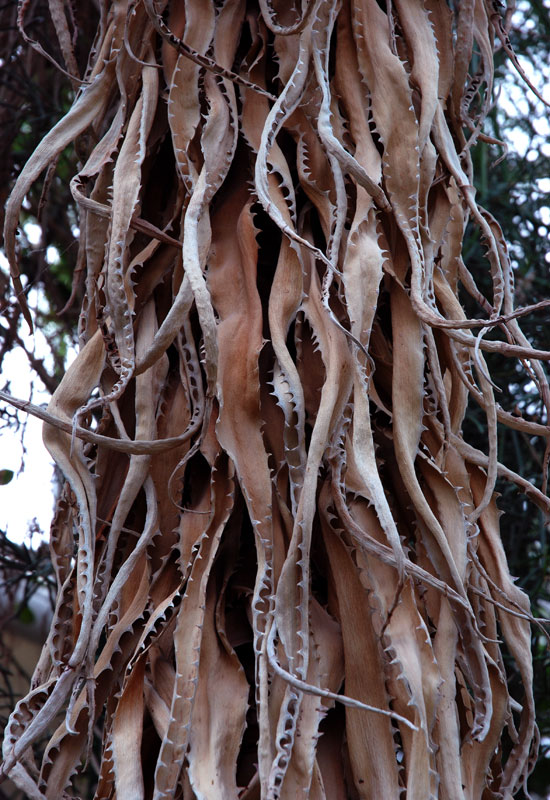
(16, 604), (35, 625)
(0, 469), (14, 485)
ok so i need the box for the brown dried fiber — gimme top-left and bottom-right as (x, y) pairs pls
(2, 0), (549, 797)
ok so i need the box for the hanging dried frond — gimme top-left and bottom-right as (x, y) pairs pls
(2, 0), (549, 797)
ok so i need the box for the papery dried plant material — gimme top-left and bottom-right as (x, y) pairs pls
(2, 0), (549, 797)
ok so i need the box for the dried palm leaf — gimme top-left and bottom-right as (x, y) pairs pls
(2, 0), (549, 797)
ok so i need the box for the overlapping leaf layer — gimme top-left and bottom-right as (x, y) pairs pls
(3, 1), (549, 797)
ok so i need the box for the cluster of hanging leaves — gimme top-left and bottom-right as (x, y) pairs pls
(2, 0), (550, 797)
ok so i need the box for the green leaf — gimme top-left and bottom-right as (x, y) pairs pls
(18, 605), (35, 625)
(0, 469), (14, 485)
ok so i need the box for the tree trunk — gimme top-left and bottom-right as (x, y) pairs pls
(2, 1), (546, 797)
